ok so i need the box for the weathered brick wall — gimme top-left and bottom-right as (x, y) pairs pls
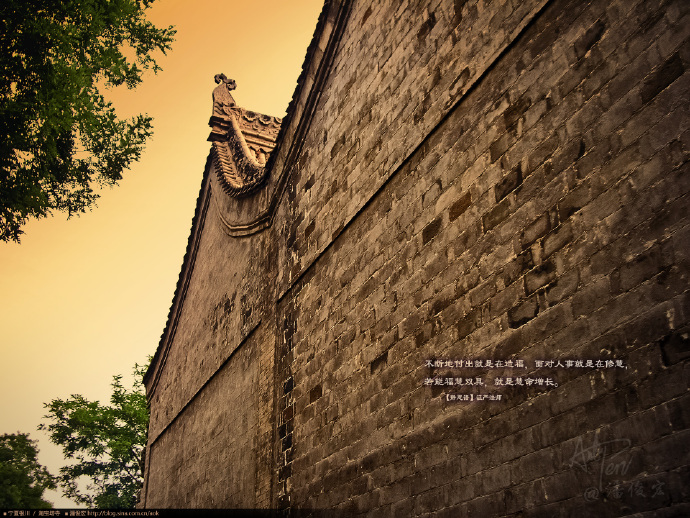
(273, 0), (690, 514)
(147, 183), (268, 442)
(144, 320), (276, 508)
(142, 170), (277, 507)
(275, 0), (551, 292)
(143, 0), (689, 513)
(146, 332), (258, 508)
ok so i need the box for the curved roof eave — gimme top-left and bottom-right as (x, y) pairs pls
(143, 0), (353, 396)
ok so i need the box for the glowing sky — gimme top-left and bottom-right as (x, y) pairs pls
(0, 0), (323, 507)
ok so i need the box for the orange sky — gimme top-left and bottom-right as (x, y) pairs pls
(0, 0), (324, 507)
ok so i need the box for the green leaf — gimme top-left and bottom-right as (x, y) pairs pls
(39, 359), (151, 509)
(0, 0), (175, 242)
(0, 432), (56, 508)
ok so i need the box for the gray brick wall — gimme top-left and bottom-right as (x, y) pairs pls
(142, 0), (690, 513)
(274, 0), (690, 514)
(146, 333), (259, 508)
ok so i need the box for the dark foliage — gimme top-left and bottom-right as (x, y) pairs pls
(0, 0), (175, 242)
(0, 432), (56, 508)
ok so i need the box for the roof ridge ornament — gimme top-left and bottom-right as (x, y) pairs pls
(207, 74), (282, 197)
(211, 73), (237, 117)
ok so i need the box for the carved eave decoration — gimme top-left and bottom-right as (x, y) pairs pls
(208, 74), (282, 197)
(144, 0), (353, 396)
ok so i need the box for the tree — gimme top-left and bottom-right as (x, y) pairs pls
(0, 0), (175, 242)
(39, 362), (149, 508)
(0, 432), (56, 509)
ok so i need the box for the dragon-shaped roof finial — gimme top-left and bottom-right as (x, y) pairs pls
(207, 74), (282, 197)
(211, 73), (237, 118)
